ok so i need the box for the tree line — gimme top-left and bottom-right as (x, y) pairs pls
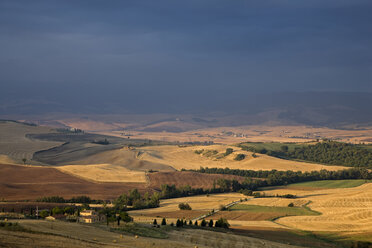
(188, 167), (372, 189)
(240, 141), (372, 168)
(36, 195), (102, 204)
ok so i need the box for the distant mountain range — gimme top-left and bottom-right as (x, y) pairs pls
(0, 92), (371, 128)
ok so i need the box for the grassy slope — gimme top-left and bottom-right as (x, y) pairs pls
(10, 219), (303, 248)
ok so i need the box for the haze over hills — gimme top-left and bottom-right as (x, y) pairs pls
(1, 91), (372, 129)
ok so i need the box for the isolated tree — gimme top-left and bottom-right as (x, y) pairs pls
(161, 218), (166, 225)
(117, 215), (121, 226)
(201, 219), (207, 227)
(22, 158), (27, 164)
(224, 148), (233, 156)
(178, 203), (192, 210)
(188, 220), (192, 225)
(194, 220), (198, 226)
(153, 219), (157, 225)
(234, 154), (246, 161)
(176, 219), (182, 227)
(208, 219), (214, 227)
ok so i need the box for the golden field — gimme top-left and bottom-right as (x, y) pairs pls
(97, 124), (372, 144)
(136, 145), (347, 172)
(273, 183), (372, 236)
(131, 182), (372, 242)
(131, 193), (245, 216)
(56, 163), (147, 183)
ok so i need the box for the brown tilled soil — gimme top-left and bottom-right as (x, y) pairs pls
(205, 211), (281, 221)
(139, 210), (208, 219)
(0, 164), (148, 201)
(148, 171), (247, 190)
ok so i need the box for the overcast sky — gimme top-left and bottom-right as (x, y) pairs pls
(0, 0), (371, 112)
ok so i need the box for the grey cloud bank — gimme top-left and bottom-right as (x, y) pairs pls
(0, 0), (371, 114)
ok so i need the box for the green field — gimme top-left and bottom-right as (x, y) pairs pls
(229, 204), (319, 217)
(287, 180), (369, 189)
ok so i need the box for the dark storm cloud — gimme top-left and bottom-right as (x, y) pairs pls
(0, 0), (371, 112)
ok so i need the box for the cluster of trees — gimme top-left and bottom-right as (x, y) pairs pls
(224, 148), (234, 156)
(241, 141), (372, 168)
(39, 206), (77, 218)
(114, 189), (160, 210)
(155, 218), (229, 229)
(36, 196), (102, 204)
(99, 207), (132, 225)
(178, 203), (192, 210)
(234, 154), (245, 161)
(159, 184), (206, 199)
(189, 167), (372, 189)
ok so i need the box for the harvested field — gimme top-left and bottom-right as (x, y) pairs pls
(0, 163), (148, 201)
(137, 145), (348, 172)
(0, 121), (62, 163)
(100, 124), (372, 144)
(130, 193), (245, 218)
(148, 171), (247, 190)
(139, 210), (208, 220)
(70, 147), (175, 172)
(57, 164), (147, 183)
(250, 182), (372, 240)
(241, 198), (308, 208)
(205, 211), (283, 221)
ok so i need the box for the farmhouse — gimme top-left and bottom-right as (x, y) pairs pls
(79, 210), (104, 223)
